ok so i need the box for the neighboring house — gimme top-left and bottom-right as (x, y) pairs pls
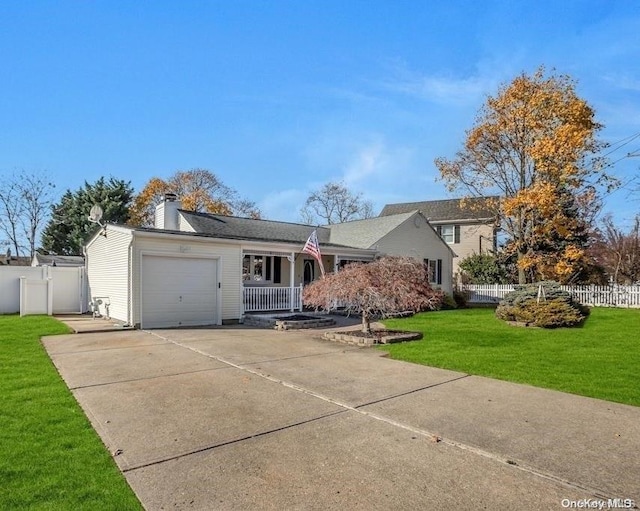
(0, 253), (31, 266)
(380, 197), (499, 279)
(85, 195), (454, 329)
(32, 253), (85, 267)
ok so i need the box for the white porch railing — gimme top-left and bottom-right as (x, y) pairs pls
(243, 285), (303, 313)
(463, 284), (640, 308)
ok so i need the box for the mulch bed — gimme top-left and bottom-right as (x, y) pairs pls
(276, 314), (322, 321)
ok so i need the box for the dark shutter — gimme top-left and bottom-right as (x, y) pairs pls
(437, 259), (442, 285)
(265, 257), (272, 281)
(436, 226), (442, 236)
(454, 225), (460, 244)
(273, 256), (281, 284)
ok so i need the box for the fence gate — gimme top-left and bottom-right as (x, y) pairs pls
(0, 266), (87, 315)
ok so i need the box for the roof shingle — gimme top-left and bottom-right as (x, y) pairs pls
(379, 196), (498, 222)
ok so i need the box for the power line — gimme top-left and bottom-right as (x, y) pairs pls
(600, 131), (640, 159)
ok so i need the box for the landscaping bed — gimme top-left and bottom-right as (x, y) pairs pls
(323, 329), (422, 346)
(244, 313), (336, 330)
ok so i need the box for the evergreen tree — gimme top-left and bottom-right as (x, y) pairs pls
(41, 177), (133, 255)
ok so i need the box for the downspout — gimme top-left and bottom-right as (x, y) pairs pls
(81, 245), (87, 314)
(127, 234), (134, 327)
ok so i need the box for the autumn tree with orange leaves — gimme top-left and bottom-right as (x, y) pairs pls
(129, 168), (260, 226)
(436, 67), (616, 284)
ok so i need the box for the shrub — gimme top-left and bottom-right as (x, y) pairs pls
(495, 281), (589, 328)
(440, 294), (458, 310)
(452, 289), (468, 308)
(459, 253), (508, 284)
(303, 256), (443, 333)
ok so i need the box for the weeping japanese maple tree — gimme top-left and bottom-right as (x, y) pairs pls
(303, 256), (443, 334)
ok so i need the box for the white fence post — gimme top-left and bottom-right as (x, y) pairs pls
(299, 283), (303, 311)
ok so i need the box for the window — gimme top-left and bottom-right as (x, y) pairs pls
(424, 259), (443, 285)
(243, 255), (279, 282)
(436, 225), (460, 244)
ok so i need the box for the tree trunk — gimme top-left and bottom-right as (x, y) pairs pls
(517, 250), (526, 284)
(361, 312), (371, 334)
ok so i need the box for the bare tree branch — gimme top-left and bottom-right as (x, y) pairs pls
(299, 181), (374, 225)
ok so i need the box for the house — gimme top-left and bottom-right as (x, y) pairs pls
(32, 253), (85, 267)
(327, 213), (453, 291)
(85, 195), (454, 329)
(379, 197), (499, 279)
(0, 253), (31, 266)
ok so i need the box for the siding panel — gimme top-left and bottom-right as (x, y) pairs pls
(86, 228), (132, 323)
(374, 214), (454, 295)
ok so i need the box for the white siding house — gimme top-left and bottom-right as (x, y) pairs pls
(85, 226), (242, 328)
(86, 196), (455, 329)
(85, 226), (133, 323)
(373, 213), (453, 294)
(328, 211), (454, 294)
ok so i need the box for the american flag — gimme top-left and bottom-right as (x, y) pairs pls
(302, 230), (325, 277)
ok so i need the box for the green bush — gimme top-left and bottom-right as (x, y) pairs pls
(495, 281), (589, 328)
(459, 253), (508, 284)
(440, 294), (458, 310)
(452, 289), (468, 308)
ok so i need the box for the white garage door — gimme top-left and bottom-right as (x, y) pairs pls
(141, 255), (218, 328)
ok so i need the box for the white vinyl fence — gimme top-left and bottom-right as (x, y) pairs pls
(463, 284), (640, 308)
(0, 266), (87, 315)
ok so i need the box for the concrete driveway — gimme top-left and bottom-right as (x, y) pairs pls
(42, 325), (640, 510)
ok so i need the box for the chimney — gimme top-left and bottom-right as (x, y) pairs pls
(155, 193), (181, 230)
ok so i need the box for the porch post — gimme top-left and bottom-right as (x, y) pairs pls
(289, 252), (295, 312)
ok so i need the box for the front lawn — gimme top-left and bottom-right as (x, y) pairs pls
(0, 315), (142, 510)
(381, 307), (640, 407)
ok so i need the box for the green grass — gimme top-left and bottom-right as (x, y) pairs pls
(381, 307), (640, 407)
(0, 315), (142, 510)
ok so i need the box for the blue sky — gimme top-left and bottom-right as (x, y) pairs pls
(1, 1), (639, 227)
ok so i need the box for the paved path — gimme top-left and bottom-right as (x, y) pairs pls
(42, 325), (640, 510)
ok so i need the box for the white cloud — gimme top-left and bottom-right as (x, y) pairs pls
(342, 139), (386, 186)
(377, 58), (510, 107)
(388, 74), (492, 105)
(258, 188), (308, 222)
(602, 73), (640, 93)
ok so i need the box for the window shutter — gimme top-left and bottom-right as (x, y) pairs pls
(436, 226), (442, 236)
(265, 256), (272, 281)
(273, 256), (281, 284)
(437, 259), (442, 285)
(454, 225), (460, 244)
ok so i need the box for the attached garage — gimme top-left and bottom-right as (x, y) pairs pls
(140, 254), (220, 329)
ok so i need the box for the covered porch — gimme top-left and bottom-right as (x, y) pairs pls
(241, 248), (373, 314)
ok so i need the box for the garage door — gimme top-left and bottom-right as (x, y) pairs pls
(141, 255), (218, 328)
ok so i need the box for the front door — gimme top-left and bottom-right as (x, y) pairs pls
(303, 259), (315, 285)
